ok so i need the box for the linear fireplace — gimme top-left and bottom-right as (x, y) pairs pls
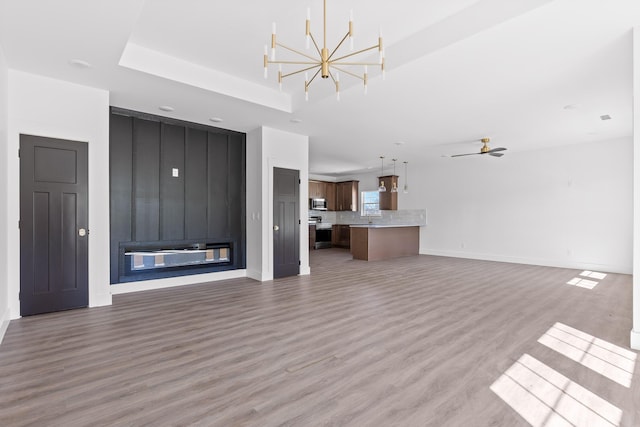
(118, 241), (233, 282)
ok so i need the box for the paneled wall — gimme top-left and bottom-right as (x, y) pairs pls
(109, 108), (246, 283)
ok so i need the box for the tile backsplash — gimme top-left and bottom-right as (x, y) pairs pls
(309, 209), (427, 226)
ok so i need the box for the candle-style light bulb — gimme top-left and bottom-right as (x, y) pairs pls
(306, 8), (311, 49)
(349, 10), (354, 51)
(263, 45), (268, 79)
(271, 22), (277, 61)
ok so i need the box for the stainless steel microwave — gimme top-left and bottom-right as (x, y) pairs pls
(310, 198), (327, 210)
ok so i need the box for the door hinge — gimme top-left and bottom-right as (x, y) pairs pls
(298, 219), (301, 225)
(299, 260), (301, 266)
(18, 220), (20, 229)
(18, 148), (20, 158)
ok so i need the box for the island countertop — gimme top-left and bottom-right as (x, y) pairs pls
(349, 224), (423, 228)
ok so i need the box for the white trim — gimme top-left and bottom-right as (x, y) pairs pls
(420, 248), (630, 275)
(110, 269), (248, 295)
(631, 330), (640, 350)
(0, 307), (10, 345)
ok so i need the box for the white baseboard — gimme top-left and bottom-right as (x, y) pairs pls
(0, 307), (10, 346)
(419, 248), (631, 275)
(631, 329), (640, 350)
(110, 269), (248, 295)
(247, 268), (272, 282)
(300, 265), (311, 276)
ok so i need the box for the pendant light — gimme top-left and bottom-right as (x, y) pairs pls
(378, 156), (386, 192)
(391, 159), (398, 192)
(403, 161), (409, 193)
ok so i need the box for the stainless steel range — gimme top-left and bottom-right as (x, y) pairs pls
(309, 216), (332, 249)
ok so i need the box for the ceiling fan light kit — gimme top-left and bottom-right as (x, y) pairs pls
(451, 137), (507, 158)
(263, 0), (385, 100)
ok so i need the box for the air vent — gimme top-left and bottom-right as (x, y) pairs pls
(600, 114), (612, 121)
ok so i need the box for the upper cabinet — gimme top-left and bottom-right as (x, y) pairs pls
(325, 182), (337, 211)
(378, 175), (398, 210)
(308, 180), (358, 211)
(308, 180), (325, 199)
(336, 180), (359, 212)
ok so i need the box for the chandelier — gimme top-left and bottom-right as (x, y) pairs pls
(263, 0), (385, 100)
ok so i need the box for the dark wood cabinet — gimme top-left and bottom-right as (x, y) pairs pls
(332, 224), (351, 248)
(309, 180), (324, 199)
(378, 175), (398, 210)
(309, 224), (316, 250)
(336, 180), (359, 211)
(308, 180), (345, 211)
(325, 182), (336, 211)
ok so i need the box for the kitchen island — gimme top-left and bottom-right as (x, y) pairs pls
(350, 224), (420, 261)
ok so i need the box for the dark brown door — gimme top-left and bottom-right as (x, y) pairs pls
(20, 134), (89, 316)
(273, 167), (299, 278)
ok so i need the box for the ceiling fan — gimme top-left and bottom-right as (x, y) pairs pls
(451, 138), (507, 158)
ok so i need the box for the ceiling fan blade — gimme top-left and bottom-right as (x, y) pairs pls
(488, 147), (507, 153)
(489, 152), (504, 157)
(450, 152), (481, 157)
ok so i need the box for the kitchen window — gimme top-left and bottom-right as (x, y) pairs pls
(361, 191), (381, 216)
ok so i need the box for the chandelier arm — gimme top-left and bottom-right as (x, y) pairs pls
(331, 44), (380, 63)
(308, 67), (322, 85)
(330, 65), (363, 81)
(269, 60), (320, 65)
(328, 32), (351, 60)
(282, 65), (322, 79)
(275, 43), (319, 62)
(328, 70), (337, 84)
(308, 33), (322, 57)
(332, 61), (382, 66)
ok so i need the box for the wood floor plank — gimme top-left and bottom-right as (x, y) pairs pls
(0, 249), (637, 426)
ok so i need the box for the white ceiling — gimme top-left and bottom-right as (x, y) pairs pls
(0, 0), (637, 176)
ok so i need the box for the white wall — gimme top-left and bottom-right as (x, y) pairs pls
(6, 71), (112, 319)
(0, 46), (9, 339)
(631, 27), (640, 350)
(403, 137), (633, 274)
(246, 127), (309, 281)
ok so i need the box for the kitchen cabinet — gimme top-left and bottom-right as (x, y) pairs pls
(325, 182), (336, 211)
(378, 175), (398, 210)
(336, 180), (359, 211)
(350, 225), (419, 261)
(332, 224), (351, 248)
(309, 224), (316, 250)
(308, 180), (325, 199)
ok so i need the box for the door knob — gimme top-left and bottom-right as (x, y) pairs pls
(78, 228), (87, 237)
(273, 225), (280, 231)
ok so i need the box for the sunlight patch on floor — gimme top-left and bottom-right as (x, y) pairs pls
(567, 277), (599, 289)
(566, 271), (607, 290)
(491, 354), (622, 427)
(538, 323), (636, 388)
(580, 271), (607, 280)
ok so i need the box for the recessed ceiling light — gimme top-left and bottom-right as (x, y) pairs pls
(159, 106), (174, 112)
(563, 104), (581, 110)
(600, 114), (612, 121)
(290, 118), (303, 124)
(209, 117), (224, 123)
(394, 141), (406, 146)
(69, 59), (91, 69)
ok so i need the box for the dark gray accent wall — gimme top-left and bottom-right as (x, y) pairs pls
(109, 108), (246, 284)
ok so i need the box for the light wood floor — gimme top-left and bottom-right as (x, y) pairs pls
(0, 249), (637, 426)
